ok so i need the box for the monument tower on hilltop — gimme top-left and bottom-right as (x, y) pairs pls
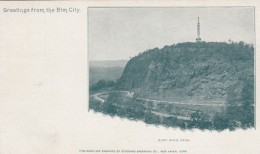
(196, 17), (202, 42)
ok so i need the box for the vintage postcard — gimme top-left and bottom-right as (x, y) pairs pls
(89, 7), (255, 131)
(0, 0), (259, 154)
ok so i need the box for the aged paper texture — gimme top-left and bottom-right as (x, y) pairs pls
(0, 0), (260, 154)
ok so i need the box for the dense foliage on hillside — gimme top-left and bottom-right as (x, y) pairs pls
(115, 41), (254, 129)
(90, 41), (254, 130)
(117, 41), (254, 101)
(90, 79), (116, 91)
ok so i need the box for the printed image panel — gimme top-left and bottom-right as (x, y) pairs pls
(88, 7), (255, 131)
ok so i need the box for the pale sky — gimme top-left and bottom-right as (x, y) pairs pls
(88, 7), (255, 61)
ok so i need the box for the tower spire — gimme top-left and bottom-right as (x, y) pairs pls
(196, 16), (201, 42)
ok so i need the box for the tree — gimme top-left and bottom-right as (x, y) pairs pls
(188, 111), (213, 130)
(213, 113), (229, 131)
(225, 76), (254, 129)
(240, 77), (254, 128)
(90, 80), (116, 91)
(147, 101), (155, 110)
(103, 102), (117, 116)
(144, 112), (161, 124)
(162, 116), (178, 127)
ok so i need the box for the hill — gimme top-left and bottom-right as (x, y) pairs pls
(90, 41), (254, 130)
(116, 42), (254, 105)
(89, 60), (127, 85)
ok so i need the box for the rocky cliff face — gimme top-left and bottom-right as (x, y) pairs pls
(117, 42), (254, 103)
